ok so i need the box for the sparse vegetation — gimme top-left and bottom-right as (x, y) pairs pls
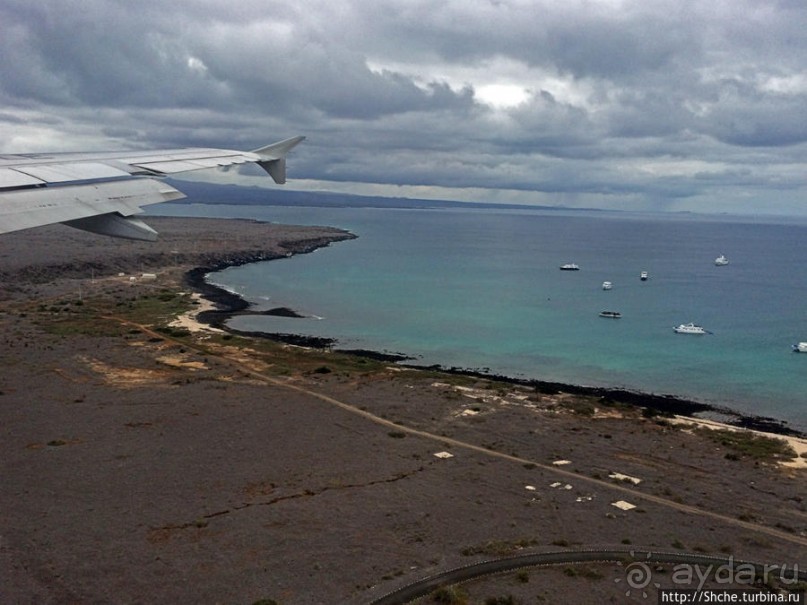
(516, 571), (529, 583)
(461, 538), (538, 557)
(562, 566), (604, 580)
(696, 428), (796, 462)
(156, 326), (191, 338)
(156, 291), (176, 302)
(432, 586), (468, 604)
(557, 398), (596, 416)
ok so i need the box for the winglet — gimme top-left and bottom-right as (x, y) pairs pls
(252, 135), (306, 184)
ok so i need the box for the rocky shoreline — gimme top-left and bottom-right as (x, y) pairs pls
(186, 259), (804, 438)
(183, 233), (356, 326)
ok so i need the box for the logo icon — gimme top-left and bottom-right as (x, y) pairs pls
(614, 551), (660, 599)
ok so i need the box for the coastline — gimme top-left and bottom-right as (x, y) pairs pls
(187, 259), (805, 439)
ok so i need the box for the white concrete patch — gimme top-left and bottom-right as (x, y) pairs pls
(611, 500), (637, 511)
(433, 451), (454, 459)
(608, 472), (642, 485)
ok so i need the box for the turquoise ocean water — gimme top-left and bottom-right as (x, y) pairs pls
(150, 203), (807, 429)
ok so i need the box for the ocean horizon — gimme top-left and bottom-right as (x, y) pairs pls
(149, 201), (807, 431)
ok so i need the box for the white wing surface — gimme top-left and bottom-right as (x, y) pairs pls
(0, 136), (304, 241)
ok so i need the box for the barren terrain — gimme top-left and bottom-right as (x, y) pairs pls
(0, 218), (804, 604)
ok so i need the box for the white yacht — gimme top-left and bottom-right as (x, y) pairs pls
(602, 281), (612, 290)
(792, 342), (807, 353)
(674, 323), (707, 335)
(640, 271), (648, 281)
(560, 263), (580, 271)
(715, 255), (729, 266)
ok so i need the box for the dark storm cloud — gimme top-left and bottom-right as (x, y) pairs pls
(1, 0), (806, 214)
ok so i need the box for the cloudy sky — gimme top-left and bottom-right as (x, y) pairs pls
(1, 0), (806, 215)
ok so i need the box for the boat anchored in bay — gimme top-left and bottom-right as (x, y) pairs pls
(715, 255), (729, 266)
(599, 310), (622, 319)
(674, 323), (708, 335)
(560, 263), (580, 271)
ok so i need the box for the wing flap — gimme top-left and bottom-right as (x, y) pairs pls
(12, 162), (133, 184)
(0, 168), (45, 188)
(0, 178), (184, 236)
(131, 156), (252, 175)
(124, 149), (259, 175)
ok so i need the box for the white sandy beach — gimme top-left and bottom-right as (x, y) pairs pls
(671, 416), (807, 470)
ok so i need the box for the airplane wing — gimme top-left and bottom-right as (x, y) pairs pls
(0, 135), (304, 241)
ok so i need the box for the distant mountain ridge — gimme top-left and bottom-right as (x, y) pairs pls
(167, 179), (591, 212)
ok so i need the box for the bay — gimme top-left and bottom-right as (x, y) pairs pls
(150, 202), (807, 429)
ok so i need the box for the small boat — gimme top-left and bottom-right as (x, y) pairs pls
(674, 323), (707, 335)
(602, 281), (612, 290)
(599, 310), (621, 319)
(560, 263), (580, 271)
(792, 342), (807, 353)
(640, 271), (648, 281)
(715, 255), (729, 266)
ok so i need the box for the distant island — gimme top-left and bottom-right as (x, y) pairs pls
(166, 178), (606, 213)
(164, 179), (807, 226)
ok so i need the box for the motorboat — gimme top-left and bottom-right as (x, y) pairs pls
(560, 263), (580, 271)
(674, 323), (707, 335)
(640, 271), (648, 281)
(715, 255), (729, 266)
(599, 311), (621, 319)
(792, 342), (807, 353)
(602, 281), (612, 290)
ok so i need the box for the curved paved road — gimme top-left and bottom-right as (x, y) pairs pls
(368, 548), (807, 605)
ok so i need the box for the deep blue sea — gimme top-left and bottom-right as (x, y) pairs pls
(149, 203), (807, 430)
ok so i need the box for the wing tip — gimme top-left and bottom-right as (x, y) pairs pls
(251, 135), (306, 158)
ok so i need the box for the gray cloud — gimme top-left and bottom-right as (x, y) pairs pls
(1, 0), (806, 214)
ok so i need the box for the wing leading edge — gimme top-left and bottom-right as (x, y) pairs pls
(0, 135), (305, 241)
